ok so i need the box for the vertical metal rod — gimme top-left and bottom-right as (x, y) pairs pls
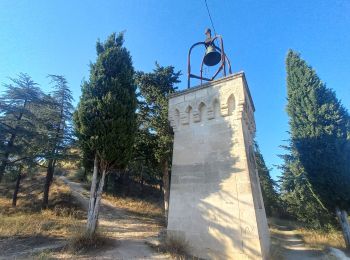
(187, 42), (205, 88)
(200, 58), (205, 86)
(218, 36), (226, 76)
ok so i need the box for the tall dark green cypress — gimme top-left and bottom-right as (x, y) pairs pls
(281, 50), (350, 231)
(74, 32), (137, 236)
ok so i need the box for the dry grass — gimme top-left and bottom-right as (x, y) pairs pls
(104, 193), (163, 219)
(146, 230), (193, 259)
(66, 167), (88, 183)
(162, 235), (191, 259)
(269, 217), (347, 251)
(0, 210), (80, 238)
(0, 174), (85, 239)
(269, 231), (285, 260)
(296, 228), (346, 250)
(67, 230), (113, 253)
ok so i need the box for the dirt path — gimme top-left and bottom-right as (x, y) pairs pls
(52, 179), (350, 260)
(56, 177), (170, 260)
(270, 223), (332, 260)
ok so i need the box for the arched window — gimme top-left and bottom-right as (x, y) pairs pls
(227, 94), (235, 116)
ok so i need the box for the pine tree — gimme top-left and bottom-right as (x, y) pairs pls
(41, 75), (74, 209)
(135, 63), (181, 222)
(281, 50), (350, 242)
(0, 73), (43, 182)
(74, 32), (137, 236)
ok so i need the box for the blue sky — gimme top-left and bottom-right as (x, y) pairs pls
(1, 0), (349, 179)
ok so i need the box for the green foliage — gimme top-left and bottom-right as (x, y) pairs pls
(0, 73), (74, 166)
(254, 143), (281, 217)
(43, 75), (74, 162)
(0, 73), (45, 180)
(74, 32), (137, 170)
(128, 127), (159, 184)
(0, 72), (74, 209)
(280, 50), (350, 228)
(134, 63), (181, 183)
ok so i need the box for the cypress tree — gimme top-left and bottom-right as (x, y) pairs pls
(281, 50), (350, 240)
(74, 32), (137, 236)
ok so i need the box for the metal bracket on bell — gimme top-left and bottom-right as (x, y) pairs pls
(187, 32), (232, 88)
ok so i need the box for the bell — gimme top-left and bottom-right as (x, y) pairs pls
(203, 45), (221, 66)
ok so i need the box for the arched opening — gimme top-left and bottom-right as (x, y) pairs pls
(198, 102), (207, 122)
(185, 105), (193, 124)
(227, 94), (235, 116)
(213, 99), (220, 119)
(174, 109), (180, 126)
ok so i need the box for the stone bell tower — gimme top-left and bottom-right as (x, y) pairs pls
(167, 72), (270, 259)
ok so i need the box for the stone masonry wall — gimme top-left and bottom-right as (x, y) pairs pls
(167, 72), (270, 259)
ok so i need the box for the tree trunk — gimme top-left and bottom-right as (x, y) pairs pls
(140, 165), (144, 196)
(117, 170), (124, 185)
(12, 167), (23, 207)
(112, 171), (118, 196)
(162, 159), (170, 224)
(42, 159), (54, 209)
(0, 160), (7, 183)
(159, 181), (163, 197)
(336, 207), (350, 249)
(0, 101), (26, 183)
(86, 155), (107, 237)
(123, 170), (130, 196)
(0, 133), (16, 182)
(87, 154), (99, 232)
(104, 173), (109, 192)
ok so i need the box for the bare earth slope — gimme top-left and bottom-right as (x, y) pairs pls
(56, 177), (170, 259)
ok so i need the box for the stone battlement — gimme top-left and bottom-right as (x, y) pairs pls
(169, 72), (256, 136)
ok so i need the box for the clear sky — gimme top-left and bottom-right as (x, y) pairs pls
(1, 0), (349, 180)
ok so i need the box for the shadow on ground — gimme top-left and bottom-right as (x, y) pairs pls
(270, 223), (329, 260)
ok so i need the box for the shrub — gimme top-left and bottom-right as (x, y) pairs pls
(68, 230), (112, 253)
(162, 234), (191, 259)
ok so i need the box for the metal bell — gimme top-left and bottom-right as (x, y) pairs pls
(203, 45), (221, 66)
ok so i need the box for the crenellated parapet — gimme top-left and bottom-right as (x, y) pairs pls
(169, 72), (256, 136)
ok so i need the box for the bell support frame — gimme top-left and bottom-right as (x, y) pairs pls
(187, 35), (232, 88)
